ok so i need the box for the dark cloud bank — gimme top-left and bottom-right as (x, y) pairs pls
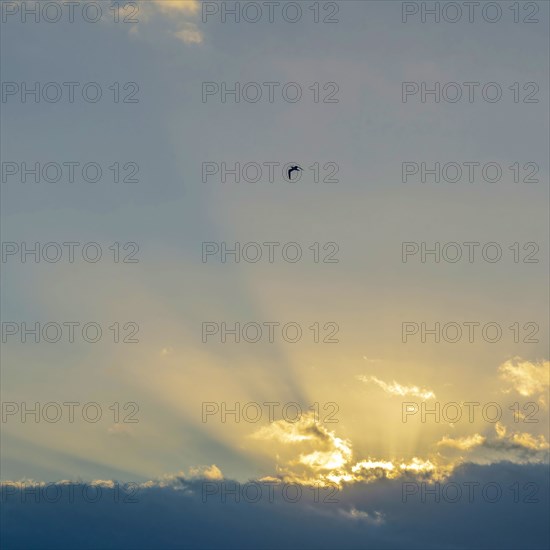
(1, 462), (548, 550)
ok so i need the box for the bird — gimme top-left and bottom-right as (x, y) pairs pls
(287, 165), (302, 180)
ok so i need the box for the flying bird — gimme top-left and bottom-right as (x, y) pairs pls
(287, 165), (302, 180)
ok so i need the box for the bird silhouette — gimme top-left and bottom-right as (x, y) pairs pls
(288, 165), (302, 179)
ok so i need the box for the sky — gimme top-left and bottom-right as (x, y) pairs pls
(0, 1), (549, 549)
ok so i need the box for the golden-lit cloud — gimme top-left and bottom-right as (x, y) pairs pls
(126, 0), (203, 45)
(437, 434), (486, 450)
(188, 464), (224, 480)
(252, 414), (354, 484)
(250, 402), (549, 489)
(399, 457), (438, 475)
(495, 423), (549, 451)
(151, 0), (201, 15)
(357, 375), (436, 400)
(499, 358), (549, 406)
(8, 0), (204, 45)
(251, 413), (443, 486)
(437, 423), (549, 466)
(140, 464), (224, 488)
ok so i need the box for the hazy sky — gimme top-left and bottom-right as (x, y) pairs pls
(1, 1), (549, 548)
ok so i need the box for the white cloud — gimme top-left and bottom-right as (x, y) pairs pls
(357, 375), (436, 400)
(339, 508), (385, 525)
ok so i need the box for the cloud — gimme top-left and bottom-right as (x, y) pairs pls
(1, 463), (548, 550)
(251, 407), (548, 489)
(188, 464), (224, 481)
(357, 375), (436, 400)
(8, 0), (204, 45)
(129, 0), (200, 20)
(437, 423), (549, 466)
(362, 356), (382, 363)
(437, 434), (486, 450)
(252, 413), (355, 484)
(151, 0), (201, 15)
(251, 413), (444, 486)
(123, 0), (204, 45)
(139, 464), (224, 488)
(338, 508), (385, 525)
(499, 358), (549, 406)
(351, 457), (440, 483)
(173, 22), (203, 45)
